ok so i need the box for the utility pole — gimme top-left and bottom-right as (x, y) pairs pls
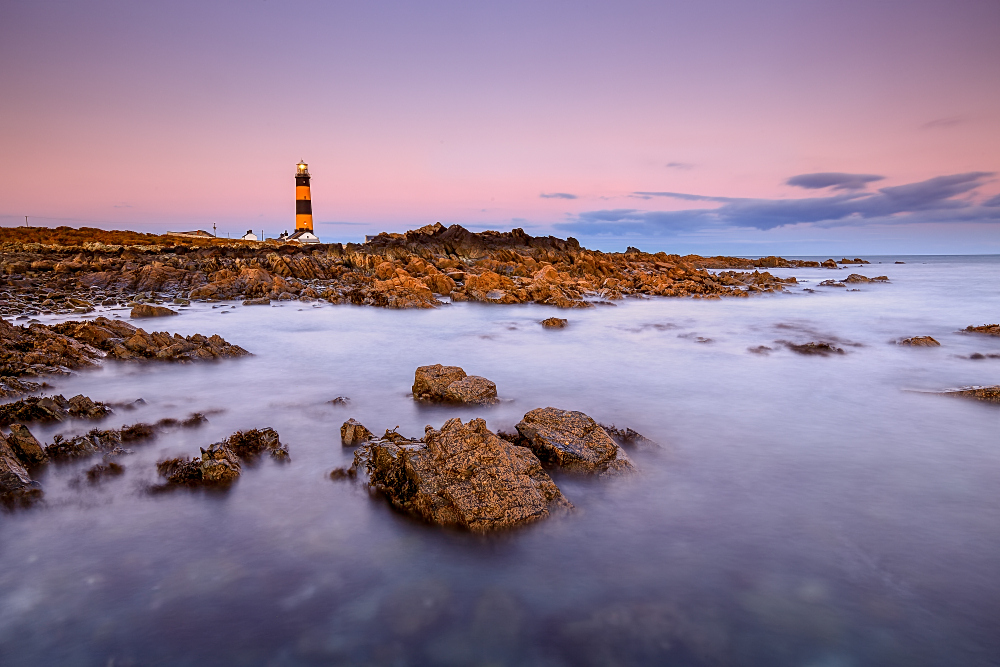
(25, 216), (28, 227)
(213, 222), (217, 237)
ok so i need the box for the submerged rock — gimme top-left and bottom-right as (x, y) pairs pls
(155, 427), (287, 488)
(515, 407), (633, 475)
(130, 304), (178, 318)
(780, 341), (845, 356)
(0, 377), (44, 399)
(965, 324), (1000, 336)
(350, 418), (570, 532)
(939, 386), (1000, 403)
(541, 317), (568, 328)
(341, 418), (373, 446)
(899, 336), (940, 347)
(599, 423), (658, 449)
(412, 364), (499, 404)
(85, 460), (125, 483)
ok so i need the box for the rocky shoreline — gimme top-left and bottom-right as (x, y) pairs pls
(0, 223), (894, 319)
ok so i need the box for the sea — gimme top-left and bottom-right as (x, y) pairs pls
(1, 255), (998, 666)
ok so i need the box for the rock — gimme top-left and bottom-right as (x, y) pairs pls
(818, 280), (846, 287)
(599, 423), (658, 449)
(821, 259), (838, 268)
(965, 324), (1000, 336)
(242, 297), (271, 306)
(341, 418), (373, 446)
(154, 427), (286, 487)
(0, 377), (43, 399)
(939, 386), (1000, 403)
(328, 396), (350, 405)
(780, 341), (845, 356)
(44, 421), (156, 460)
(85, 461), (124, 483)
(541, 317), (568, 328)
(899, 336), (940, 347)
(130, 304), (178, 318)
(515, 407), (633, 475)
(412, 364), (468, 401)
(0, 394), (110, 426)
(442, 376), (498, 405)
(5, 423), (47, 464)
(351, 418), (570, 532)
(844, 274), (871, 283)
(1, 432), (35, 495)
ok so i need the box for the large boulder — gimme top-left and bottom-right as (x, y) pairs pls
(412, 364), (468, 400)
(352, 418), (570, 532)
(0, 433), (34, 496)
(515, 407), (633, 475)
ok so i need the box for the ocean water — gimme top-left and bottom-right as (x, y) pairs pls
(1, 257), (999, 666)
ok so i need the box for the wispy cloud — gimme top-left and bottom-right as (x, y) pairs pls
(113, 203), (133, 208)
(558, 172), (999, 236)
(317, 221), (368, 226)
(666, 162), (694, 170)
(540, 192), (578, 199)
(786, 172), (884, 191)
(921, 116), (964, 129)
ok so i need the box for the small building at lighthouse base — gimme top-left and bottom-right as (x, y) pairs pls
(287, 229), (320, 244)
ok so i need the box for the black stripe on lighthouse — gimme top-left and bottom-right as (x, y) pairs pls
(296, 199), (312, 214)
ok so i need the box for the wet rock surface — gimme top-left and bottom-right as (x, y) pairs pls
(0, 394), (110, 426)
(442, 376), (498, 405)
(515, 407), (633, 475)
(599, 423), (658, 449)
(45, 421), (156, 460)
(0, 224), (828, 318)
(155, 427), (287, 488)
(541, 317), (567, 328)
(0, 432), (39, 506)
(899, 336), (940, 346)
(939, 386), (1000, 403)
(5, 423), (47, 464)
(347, 418), (570, 532)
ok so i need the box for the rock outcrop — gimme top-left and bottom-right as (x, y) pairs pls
(348, 418), (570, 532)
(5, 423), (47, 464)
(844, 274), (889, 283)
(412, 364), (498, 405)
(514, 407), (633, 475)
(779, 341), (846, 356)
(0, 432), (39, 506)
(1, 316), (249, 379)
(965, 324), (1000, 336)
(155, 427), (287, 487)
(541, 317), (568, 328)
(939, 386), (1000, 403)
(899, 336), (941, 347)
(0, 223), (827, 318)
(45, 422), (156, 460)
(0, 394), (110, 427)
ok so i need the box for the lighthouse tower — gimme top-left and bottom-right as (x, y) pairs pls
(288, 160), (320, 243)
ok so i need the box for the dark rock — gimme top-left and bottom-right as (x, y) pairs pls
(328, 396), (350, 405)
(199, 442), (243, 482)
(599, 423), (658, 449)
(120, 422), (156, 441)
(780, 341), (845, 356)
(1, 432), (36, 498)
(821, 259), (837, 268)
(329, 467), (355, 480)
(242, 297), (271, 306)
(412, 364), (467, 400)
(515, 407), (633, 475)
(442, 376), (498, 405)
(181, 412), (209, 427)
(5, 423), (47, 464)
(130, 304), (178, 318)
(939, 386), (1000, 403)
(349, 417), (570, 532)
(899, 336), (940, 347)
(341, 418), (373, 446)
(748, 345), (773, 354)
(818, 280), (846, 287)
(0, 377), (43, 399)
(541, 317), (568, 328)
(85, 460), (124, 483)
(224, 427), (288, 460)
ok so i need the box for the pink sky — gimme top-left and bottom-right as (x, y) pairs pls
(1, 0), (998, 252)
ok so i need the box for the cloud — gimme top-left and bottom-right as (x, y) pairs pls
(922, 117), (963, 129)
(558, 172), (999, 236)
(786, 173), (885, 191)
(666, 162), (694, 170)
(317, 221), (367, 226)
(984, 193), (1000, 207)
(113, 203), (133, 208)
(540, 192), (578, 199)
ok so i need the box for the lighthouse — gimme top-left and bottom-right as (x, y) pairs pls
(287, 160), (320, 243)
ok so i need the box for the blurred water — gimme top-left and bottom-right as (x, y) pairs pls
(1, 257), (999, 666)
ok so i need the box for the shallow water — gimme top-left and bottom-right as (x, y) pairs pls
(2, 257), (1000, 666)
